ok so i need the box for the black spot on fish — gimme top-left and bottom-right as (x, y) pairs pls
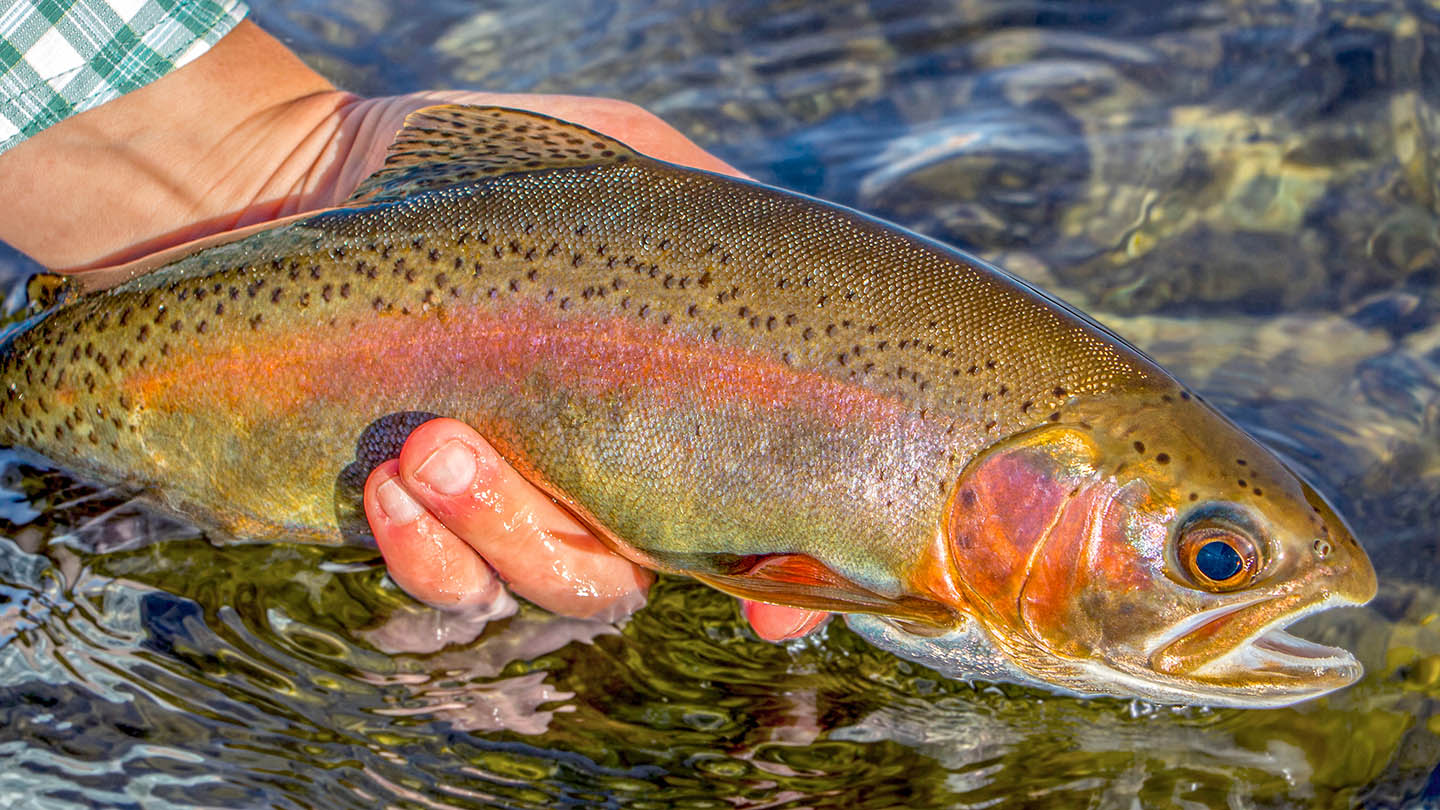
(1156, 453), (1171, 464)
(1133, 441), (1145, 454)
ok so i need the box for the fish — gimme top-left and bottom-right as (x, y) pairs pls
(0, 105), (1375, 707)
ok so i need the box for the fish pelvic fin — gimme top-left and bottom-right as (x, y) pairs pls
(348, 105), (642, 205)
(693, 554), (959, 627)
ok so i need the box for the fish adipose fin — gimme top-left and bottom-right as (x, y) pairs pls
(348, 105), (642, 205)
(693, 554), (957, 626)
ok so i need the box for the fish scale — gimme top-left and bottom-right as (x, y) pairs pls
(0, 105), (1375, 706)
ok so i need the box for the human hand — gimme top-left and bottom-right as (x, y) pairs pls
(0, 21), (830, 640)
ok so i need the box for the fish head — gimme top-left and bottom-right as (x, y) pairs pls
(941, 391), (1376, 707)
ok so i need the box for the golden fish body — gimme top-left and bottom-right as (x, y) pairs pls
(0, 106), (1375, 706)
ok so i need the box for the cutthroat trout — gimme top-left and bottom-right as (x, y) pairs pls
(0, 106), (1375, 707)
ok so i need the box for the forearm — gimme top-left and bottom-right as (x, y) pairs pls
(0, 21), (351, 270)
(0, 20), (741, 274)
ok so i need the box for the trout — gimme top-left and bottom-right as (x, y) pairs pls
(0, 106), (1375, 707)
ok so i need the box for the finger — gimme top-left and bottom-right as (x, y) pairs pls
(396, 418), (652, 621)
(741, 601), (830, 642)
(364, 459), (505, 611)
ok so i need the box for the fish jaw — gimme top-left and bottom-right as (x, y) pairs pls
(1143, 572), (1374, 706)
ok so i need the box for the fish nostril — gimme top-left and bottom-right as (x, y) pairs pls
(1312, 538), (1332, 559)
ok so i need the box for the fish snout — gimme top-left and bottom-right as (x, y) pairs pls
(1301, 482), (1377, 607)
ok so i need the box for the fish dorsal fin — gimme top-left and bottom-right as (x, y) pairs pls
(347, 105), (641, 204)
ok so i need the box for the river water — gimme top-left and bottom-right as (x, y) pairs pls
(1, 1), (1438, 807)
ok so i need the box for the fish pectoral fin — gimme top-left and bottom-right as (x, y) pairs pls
(693, 553), (956, 626)
(347, 105), (642, 205)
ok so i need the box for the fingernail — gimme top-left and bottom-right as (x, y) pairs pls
(416, 440), (476, 496)
(376, 478), (423, 524)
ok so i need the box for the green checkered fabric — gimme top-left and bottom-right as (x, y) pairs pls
(0, 0), (249, 153)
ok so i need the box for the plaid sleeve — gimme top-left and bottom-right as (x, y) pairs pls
(0, 0), (249, 154)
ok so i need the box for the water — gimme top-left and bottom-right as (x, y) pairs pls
(1, 0), (1438, 806)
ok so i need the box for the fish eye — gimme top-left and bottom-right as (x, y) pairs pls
(1176, 514), (1262, 591)
(1195, 539), (1242, 581)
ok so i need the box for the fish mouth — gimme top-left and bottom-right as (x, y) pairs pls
(1145, 594), (1363, 707)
